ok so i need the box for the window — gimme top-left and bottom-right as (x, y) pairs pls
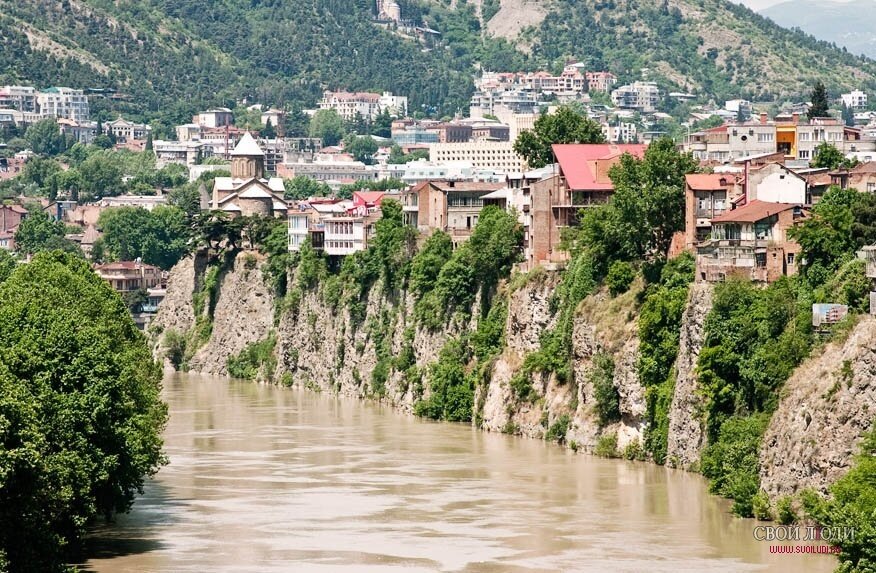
(755, 252), (767, 267)
(868, 182), (876, 193)
(799, 132), (810, 141)
(757, 132), (774, 142)
(799, 150), (810, 159)
(787, 252), (795, 265)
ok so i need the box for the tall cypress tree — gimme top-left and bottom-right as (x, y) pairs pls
(808, 81), (830, 120)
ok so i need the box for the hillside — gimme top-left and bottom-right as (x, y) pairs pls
(2, 0), (876, 123)
(761, 0), (876, 59)
(520, 0), (876, 101)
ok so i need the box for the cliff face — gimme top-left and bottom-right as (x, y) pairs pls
(151, 252), (875, 500)
(760, 316), (876, 497)
(666, 282), (713, 470)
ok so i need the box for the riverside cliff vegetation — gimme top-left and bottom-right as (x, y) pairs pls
(0, 252), (167, 572)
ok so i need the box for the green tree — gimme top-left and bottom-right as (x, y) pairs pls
(97, 206), (191, 269)
(24, 119), (68, 156)
(78, 150), (124, 200)
(20, 157), (62, 198)
(0, 252), (167, 571)
(810, 142), (845, 170)
(13, 210), (75, 255)
(580, 138), (699, 267)
(261, 119), (276, 139)
(283, 175), (331, 200)
(513, 105), (606, 168)
(841, 102), (855, 127)
(789, 185), (859, 284)
(308, 109), (346, 146)
(807, 80), (830, 120)
(344, 134), (379, 164)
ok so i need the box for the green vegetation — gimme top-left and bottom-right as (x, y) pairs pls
(808, 80), (830, 119)
(414, 337), (474, 422)
(637, 254), (695, 464)
(591, 353), (620, 427)
(545, 414), (571, 443)
(0, 252), (166, 571)
(227, 334), (278, 381)
(595, 432), (620, 458)
(13, 209), (80, 256)
(96, 206), (191, 269)
(513, 105), (605, 168)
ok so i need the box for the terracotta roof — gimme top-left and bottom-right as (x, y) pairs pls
(710, 200), (801, 224)
(553, 144), (647, 191)
(353, 191), (385, 205)
(686, 173), (735, 191)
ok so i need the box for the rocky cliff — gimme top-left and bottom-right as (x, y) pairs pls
(151, 251), (875, 503)
(760, 316), (876, 498)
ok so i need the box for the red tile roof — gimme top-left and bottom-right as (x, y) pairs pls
(553, 144), (647, 191)
(710, 200), (800, 224)
(686, 173), (735, 191)
(353, 191), (385, 206)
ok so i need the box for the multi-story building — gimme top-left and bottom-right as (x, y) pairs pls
(0, 86), (37, 113)
(680, 173), (740, 251)
(841, 89), (868, 109)
(795, 117), (846, 162)
(58, 119), (98, 144)
(319, 90), (407, 121)
(153, 140), (213, 167)
(429, 141), (524, 173)
(402, 180), (504, 246)
(211, 133), (287, 217)
(611, 82), (659, 113)
(193, 108), (234, 129)
(602, 122), (638, 143)
(586, 72), (618, 93)
(36, 87), (90, 122)
(530, 143), (647, 264)
(94, 260), (163, 293)
(695, 201), (807, 283)
(104, 117), (151, 143)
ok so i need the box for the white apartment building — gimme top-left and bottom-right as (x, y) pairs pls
(841, 89), (868, 109)
(602, 122), (638, 143)
(429, 141), (524, 173)
(324, 217), (368, 256)
(0, 86), (38, 113)
(153, 140), (213, 167)
(796, 119), (845, 161)
(611, 81), (659, 113)
(104, 117), (152, 143)
(193, 108), (234, 128)
(35, 87), (90, 122)
(288, 211), (310, 251)
(319, 90), (407, 121)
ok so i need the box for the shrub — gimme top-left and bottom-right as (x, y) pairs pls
(622, 440), (646, 461)
(595, 432), (619, 458)
(700, 414), (770, 517)
(591, 352), (621, 427)
(776, 495), (797, 525)
(414, 338), (474, 422)
(226, 334), (277, 381)
(606, 260), (636, 296)
(545, 414), (571, 443)
(752, 491), (772, 521)
(163, 328), (187, 369)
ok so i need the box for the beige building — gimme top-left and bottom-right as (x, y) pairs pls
(402, 180), (504, 246)
(429, 141), (524, 173)
(94, 261), (162, 293)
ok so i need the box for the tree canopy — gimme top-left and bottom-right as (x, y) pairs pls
(13, 210), (80, 256)
(808, 80), (830, 119)
(0, 252), (167, 570)
(309, 110), (346, 147)
(97, 206), (192, 269)
(513, 105), (606, 168)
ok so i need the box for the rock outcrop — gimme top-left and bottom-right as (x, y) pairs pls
(666, 282), (713, 469)
(760, 316), (876, 497)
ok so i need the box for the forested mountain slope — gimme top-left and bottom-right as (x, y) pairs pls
(1, 0), (876, 124)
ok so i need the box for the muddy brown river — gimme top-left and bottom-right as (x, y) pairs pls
(82, 374), (835, 572)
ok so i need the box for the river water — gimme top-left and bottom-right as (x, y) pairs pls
(83, 374), (835, 573)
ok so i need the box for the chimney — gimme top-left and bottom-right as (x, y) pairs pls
(792, 112), (800, 124)
(760, 112), (767, 125)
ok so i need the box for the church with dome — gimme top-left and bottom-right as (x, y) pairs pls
(211, 132), (288, 217)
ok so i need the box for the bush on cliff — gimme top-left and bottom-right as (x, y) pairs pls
(227, 333), (278, 381)
(0, 252), (167, 571)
